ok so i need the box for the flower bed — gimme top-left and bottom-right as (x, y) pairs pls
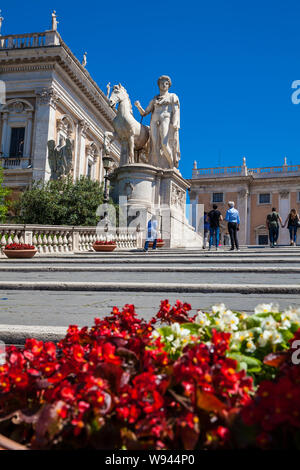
(93, 241), (117, 245)
(5, 243), (35, 250)
(0, 300), (299, 450)
(3, 243), (37, 259)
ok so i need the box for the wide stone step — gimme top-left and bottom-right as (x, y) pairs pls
(0, 280), (300, 293)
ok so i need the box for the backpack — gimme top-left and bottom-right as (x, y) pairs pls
(267, 212), (278, 226)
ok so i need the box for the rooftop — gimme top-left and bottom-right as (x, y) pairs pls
(191, 157), (300, 179)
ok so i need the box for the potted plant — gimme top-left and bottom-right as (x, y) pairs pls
(3, 243), (37, 259)
(92, 240), (117, 252)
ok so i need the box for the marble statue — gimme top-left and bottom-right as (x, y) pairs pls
(135, 75), (180, 169)
(106, 82), (111, 99)
(82, 52), (87, 67)
(108, 84), (149, 165)
(47, 138), (73, 179)
(0, 11), (4, 36)
(51, 10), (58, 31)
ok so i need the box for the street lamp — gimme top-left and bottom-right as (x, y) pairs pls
(102, 156), (113, 204)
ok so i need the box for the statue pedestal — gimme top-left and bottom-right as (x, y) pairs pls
(110, 164), (203, 248)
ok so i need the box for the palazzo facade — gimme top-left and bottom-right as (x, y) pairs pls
(0, 19), (120, 200)
(189, 158), (300, 246)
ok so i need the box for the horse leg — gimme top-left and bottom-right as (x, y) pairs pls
(128, 134), (135, 164)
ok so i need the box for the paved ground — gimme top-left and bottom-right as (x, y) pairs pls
(0, 246), (300, 341)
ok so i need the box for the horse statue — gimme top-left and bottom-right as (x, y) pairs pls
(108, 84), (149, 166)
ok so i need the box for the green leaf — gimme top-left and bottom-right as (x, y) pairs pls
(227, 352), (262, 372)
(181, 323), (202, 335)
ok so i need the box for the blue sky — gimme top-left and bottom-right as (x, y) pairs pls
(2, 0), (300, 178)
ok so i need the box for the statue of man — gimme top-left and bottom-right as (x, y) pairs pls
(51, 10), (58, 31)
(134, 75), (180, 169)
(106, 82), (111, 99)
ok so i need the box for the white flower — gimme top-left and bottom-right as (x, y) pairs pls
(245, 339), (256, 353)
(212, 303), (227, 315)
(223, 310), (239, 331)
(258, 330), (273, 347)
(261, 315), (278, 330)
(166, 335), (174, 342)
(213, 318), (226, 329)
(151, 330), (160, 340)
(170, 323), (181, 335)
(279, 314), (291, 330)
(172, 338), (181, 350)
(195, 311), (211, 327)
(232, 331), (248, 343)
(283, 308), (300, 324)
(180, 328), (191, 338)
(254, 303), (279, 315)
(270, 330), (283, 345)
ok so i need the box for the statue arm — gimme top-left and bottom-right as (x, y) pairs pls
(171, 95), (180, 130)
(134, 98), (154, 117)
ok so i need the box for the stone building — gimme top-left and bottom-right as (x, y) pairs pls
(0, 13), (120, 199)
(189, 157), (300, 246)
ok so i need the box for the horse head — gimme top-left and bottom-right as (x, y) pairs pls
(109, 84), (132, 112)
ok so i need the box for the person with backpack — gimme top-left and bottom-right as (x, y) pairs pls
(203, 211), (210, 249)
(266, 208), (282, 248)
(282, 208), (300, 246)
(207, 204), (223, 251)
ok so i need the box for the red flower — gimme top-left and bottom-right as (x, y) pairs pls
(5, 243), (35, 250)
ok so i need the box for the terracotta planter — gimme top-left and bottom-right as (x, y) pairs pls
(3, 249), (37, 259)
(93, 243), (117, 252)
(149, 241), (165, 248)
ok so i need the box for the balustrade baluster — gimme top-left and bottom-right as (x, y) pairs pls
(52, 233), (59, 252)
(43, 232), (50, 253)
(57, 232), (63, 252)
(63, 232), (69, 252)
(37, 233), (43, 253)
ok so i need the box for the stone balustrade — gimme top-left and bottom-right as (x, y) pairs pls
(0, 32), (47, 49)
(0, 158), (31, 170)
(0, 224), (143, 254)
(192, 163), (300, 179)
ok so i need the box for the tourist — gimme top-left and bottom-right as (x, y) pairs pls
(266, 207), (282, 248)
(225, 201), (240, 251)
(143, 215), (158, 252)
(282, 208), (300, 246)
(208, 204), (223, 251)
(203, 211), (210, 249)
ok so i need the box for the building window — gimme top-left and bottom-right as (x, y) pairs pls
(259, 193), (271, 204)
(212, 192), (223, 203)
(9, 127), (25, 157)
(87, 161), (92, 179)
(297, 192), (300, 203)
(258, 234), (268, 245)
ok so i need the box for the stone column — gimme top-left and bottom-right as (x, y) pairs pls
(23, 111), (33, 158)
(32, 87), (59, 181)
(237, 188), (249, 246)
(1, 111), (9, 156)
(73, 121), (79, 182)
(77, 120), (89, 177)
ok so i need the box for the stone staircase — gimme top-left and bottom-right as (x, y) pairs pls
(0, 246), (300, 343)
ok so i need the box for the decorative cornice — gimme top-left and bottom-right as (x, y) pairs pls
(0, 63), (55, 73)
